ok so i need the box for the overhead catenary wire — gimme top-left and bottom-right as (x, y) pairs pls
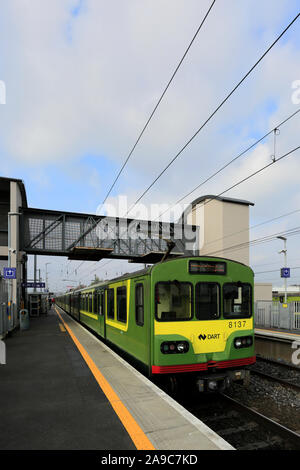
(101, 0), (217, 205)
(211, 144), (300, 202)
(195, 206), (300, 250)
(136, 144), (300, 256)
(63, 14), (300, 280)
(205, 223), (300, 257)
(255, 266), (300, 275)
(79, 216), (300, 279)
(155, 107), (300, 221)
(206, 229), (300, 262)
(76, 144), (300, 277)
(71, 1), (217, 278)
(74, 225), (300, 282)
(253, 255), (300, 269)
(125, 13), (300, 216)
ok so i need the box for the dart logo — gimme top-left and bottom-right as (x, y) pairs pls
(199, 333), (220, 341)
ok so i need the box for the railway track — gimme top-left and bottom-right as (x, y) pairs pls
(178, 392), (300, 450)
(250, 356), (300, 392)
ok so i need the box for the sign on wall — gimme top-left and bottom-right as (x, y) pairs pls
(3, 268), (16, 279)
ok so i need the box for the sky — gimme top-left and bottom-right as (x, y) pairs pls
(0, 0), (299, 292)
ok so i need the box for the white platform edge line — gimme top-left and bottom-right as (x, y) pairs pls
(255, 329), (300, 340)
(58, 308), (234, 451)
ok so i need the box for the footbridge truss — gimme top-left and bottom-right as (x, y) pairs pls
(20, 207), (199, 263)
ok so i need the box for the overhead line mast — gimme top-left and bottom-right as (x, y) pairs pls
(154, 108), (300, 221)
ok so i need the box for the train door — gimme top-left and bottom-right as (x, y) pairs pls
(98, 289), (106, 338)
(134, 279), (150, 370)
(76, 293), (80, 321)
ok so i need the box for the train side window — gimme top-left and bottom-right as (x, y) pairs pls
(195, 283), (220, 320)
(135, 283), (144, 326)
(107, 289), (115, 319)
(89, 293), (93, 313)
(117, 286), (127, 323)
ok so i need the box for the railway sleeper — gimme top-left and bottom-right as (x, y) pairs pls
(239, 436), (283, 451)
(217, 421), (258, 437)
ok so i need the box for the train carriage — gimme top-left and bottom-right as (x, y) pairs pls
(56, 256), (255, 392)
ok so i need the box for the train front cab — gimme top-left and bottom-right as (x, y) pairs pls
(151, 257), (256, 392)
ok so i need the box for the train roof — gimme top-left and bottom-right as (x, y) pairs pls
(69, 255), (253, 294)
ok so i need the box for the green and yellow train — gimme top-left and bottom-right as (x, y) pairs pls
(56, 256), (255, 392)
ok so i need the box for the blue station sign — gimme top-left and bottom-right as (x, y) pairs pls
(22, 282), (46, 289)
(281, 268), (290, 278)
(3, 267), (16, 279)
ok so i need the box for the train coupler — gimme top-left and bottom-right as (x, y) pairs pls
(196, 369), (250, 392)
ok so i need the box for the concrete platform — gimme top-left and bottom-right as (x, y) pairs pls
(255, 327), (300, 342)
(255, 327), (300, 366)
(0, 307), (233, 450)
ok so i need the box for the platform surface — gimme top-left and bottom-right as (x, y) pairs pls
(0, 309), (135, 450)
(0, 308), (232, 450)
(255, 327), (300, 342)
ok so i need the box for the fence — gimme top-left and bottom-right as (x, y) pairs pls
(255, 300), (300, 330)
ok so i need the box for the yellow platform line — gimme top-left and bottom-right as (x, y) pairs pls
(58, 322), (66, 332)
(55, 307), (155, 451)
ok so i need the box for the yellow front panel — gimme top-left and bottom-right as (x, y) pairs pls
(155, 318), (253, 353)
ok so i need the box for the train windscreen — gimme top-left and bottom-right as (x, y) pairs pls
(155, 282), (192, 321)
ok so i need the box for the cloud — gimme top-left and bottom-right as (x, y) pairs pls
(0, 0), (298, 167)
(0, 0), (299, 288)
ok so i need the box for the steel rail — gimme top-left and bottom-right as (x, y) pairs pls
(250, 368), (300, 392)
(220, 393), (300, 450)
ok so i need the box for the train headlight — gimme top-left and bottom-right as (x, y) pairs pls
(177, 342), (187, 353)
(161, 341), (189, 354)
(234, 336), (253, 349)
